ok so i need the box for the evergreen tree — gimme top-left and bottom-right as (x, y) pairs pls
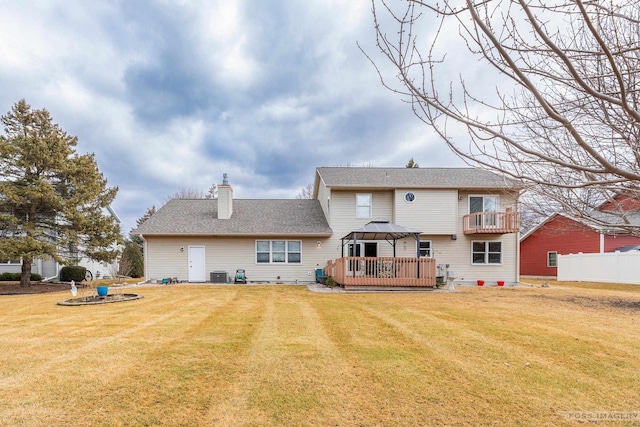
(0, 100), (121, 287)
(119, 242), (144, 278)
(405, 158), (419, 168)
(130, 206), (156, 250)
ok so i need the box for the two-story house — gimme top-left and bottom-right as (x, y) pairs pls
(135, 167), (521, 287)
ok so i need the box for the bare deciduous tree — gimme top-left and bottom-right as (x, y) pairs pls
(296, 183), (314, 199)
(162, 187), (206, 203)
(205, 184), (217, 199)
(366, 0), (640, 234)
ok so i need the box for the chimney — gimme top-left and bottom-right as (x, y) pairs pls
(217, 173), (233, 219)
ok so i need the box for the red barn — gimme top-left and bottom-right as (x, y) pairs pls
(520, 213), (640, 278)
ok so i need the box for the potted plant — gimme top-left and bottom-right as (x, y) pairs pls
(497, 280), (505, 286)
(477, 280), (485, 286)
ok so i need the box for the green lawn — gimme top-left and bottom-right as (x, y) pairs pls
(1, 283), (639, 426)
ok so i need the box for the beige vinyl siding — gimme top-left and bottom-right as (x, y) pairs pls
(393, 189), (457, 234)
(390, 188), (520, 283)
(392, 234), (518, 284)
(316, 177), (331, 222)
(144, 236), (336, 283)
(323, 190), (395, 259)
(329, 190), (393, 235)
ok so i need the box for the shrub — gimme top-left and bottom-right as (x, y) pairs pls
(0, 272), (19, 281)
(0, 272), (42, 281)
(325, 276), (336, 288)
(60, 266), (87, 282)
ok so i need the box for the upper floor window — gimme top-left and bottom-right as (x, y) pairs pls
(0, 259), (21, 265)
(356, 193), (372, 218)
(472, 241), (502, 264)
(469, 195), (498, 213)
(547, 251), (557, 267)
(470, 195), (499, 227)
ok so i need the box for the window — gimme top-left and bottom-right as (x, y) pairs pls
(356, 193), (372, 218)
(405, 192), (416, 203)
(469, 195), (499, 227)
(472, 241), (502, 264)
(469, 195), (498, 213)
(547, 251), (557, 267)
(419, 241), (432, 258)
(272, 241), (286, 263)
(0, 259), (21, 264)
(287, 241), (301, 263)
(256, 240), (302, 264)
(256, 241), (271, 263)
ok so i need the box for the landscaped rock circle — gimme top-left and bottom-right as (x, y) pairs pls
(58, 293), (143, 306)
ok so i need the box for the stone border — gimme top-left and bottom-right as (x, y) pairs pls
(57, 293), (143, 306)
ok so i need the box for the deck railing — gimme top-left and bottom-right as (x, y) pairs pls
(463, 211), (520, 234)
(325, 257), (436, 289)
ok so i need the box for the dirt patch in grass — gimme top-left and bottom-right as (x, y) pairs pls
(532, 293), (640, 313)
(0, 278), (141, 295)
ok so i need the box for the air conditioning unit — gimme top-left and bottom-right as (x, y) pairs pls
(210, 271), (228, 283)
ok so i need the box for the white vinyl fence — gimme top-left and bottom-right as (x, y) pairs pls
(558, 251), (640, 284)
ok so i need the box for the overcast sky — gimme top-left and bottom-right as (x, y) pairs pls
(0, 0), (464, 234)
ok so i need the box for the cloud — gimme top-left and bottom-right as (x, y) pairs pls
(0, 0), (464, 235)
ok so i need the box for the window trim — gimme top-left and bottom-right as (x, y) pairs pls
(356, 193), (372, 218)
(255, 240), (302, 264)
(471, 240), (502, 265)
(0, 259), (22, 265)
(547, 251), (558, 267)
(404, 192), (416, 203)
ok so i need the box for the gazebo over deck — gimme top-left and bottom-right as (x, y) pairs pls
(325, 221), (436, 290)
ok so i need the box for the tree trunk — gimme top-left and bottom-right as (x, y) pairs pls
(20, 257), (32, 288)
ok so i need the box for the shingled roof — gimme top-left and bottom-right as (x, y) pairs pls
(134, 199), (333, 236)
(316, 167), (519, 190)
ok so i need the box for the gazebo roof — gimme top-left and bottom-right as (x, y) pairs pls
(341, 220), (421, 241)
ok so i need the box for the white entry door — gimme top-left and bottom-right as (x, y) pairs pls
(188, 246), (206, 282)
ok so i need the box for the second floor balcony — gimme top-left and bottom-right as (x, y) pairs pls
(463, 211), (520, 235)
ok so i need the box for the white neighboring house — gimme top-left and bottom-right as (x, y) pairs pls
(0, 206), (122, 280)
(135, 167), (522, 287)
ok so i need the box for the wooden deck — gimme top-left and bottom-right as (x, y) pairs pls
(325, 257), (436, 289)
(463, 211), (520, 234)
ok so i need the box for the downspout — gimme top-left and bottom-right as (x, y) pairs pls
(599, 232), (605, 253)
